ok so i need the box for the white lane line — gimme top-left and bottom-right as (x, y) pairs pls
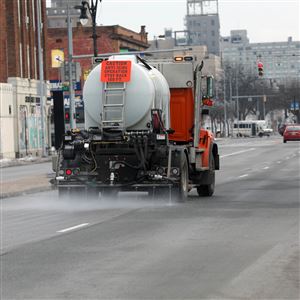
(286, 156), (290, 159)
(221, 148), (256, 158)
(57, 223), (89, 233)
(239, 174), (249, 178)
(277, 161), (281, 164)
(263, 166), (269, 170)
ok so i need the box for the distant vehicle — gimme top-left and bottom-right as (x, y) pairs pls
(278, 123), (295, 136)
(283, 125), (300, 143)
(232, 120), (273, 137)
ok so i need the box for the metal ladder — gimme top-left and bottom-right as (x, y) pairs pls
(101, 82), (126, 130)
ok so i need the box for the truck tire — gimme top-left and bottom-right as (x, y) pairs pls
(197, 155), (215, 197)
(172, 153), (189, 202)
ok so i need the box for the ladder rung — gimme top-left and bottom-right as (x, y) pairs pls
(104, 88), (126, 92)
(103, 104), (124, 107)
(102, 120), (124, 123)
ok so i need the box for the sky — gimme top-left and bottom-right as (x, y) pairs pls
(93, 0), (300, 43)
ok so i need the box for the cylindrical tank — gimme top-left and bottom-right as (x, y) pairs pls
(83, 55), (170, 131)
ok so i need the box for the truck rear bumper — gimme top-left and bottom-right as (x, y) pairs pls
(56, 181), (174, 191)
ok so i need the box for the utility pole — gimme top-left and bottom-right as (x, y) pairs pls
(223, 72), (227, 137)
(67, 3), (76, 129)
(37, 0), (46, 156)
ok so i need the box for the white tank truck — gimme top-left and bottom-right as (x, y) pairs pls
(52, 55), (219, 201)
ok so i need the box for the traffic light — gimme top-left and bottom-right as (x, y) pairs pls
(257, 62), (264, 77)
(65, 111), (70, 123)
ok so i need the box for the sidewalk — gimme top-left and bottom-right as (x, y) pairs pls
(0, 175), (53, 199)
(0, 155), (52, 168)
(0, 157), (54, 199)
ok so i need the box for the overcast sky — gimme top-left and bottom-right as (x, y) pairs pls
(95, 0), (299, 43)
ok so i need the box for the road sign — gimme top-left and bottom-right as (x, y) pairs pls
(51, 49), (64, 68)
(92, 57), (106, 66)
(290, 102), (299, 110)
(60, 62), (81, 82)
(100, 60), (132, 82)
(50, 80), (81, 91)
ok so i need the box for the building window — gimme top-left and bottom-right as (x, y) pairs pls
(27, 45), (30, 79)
(9, 105), (12, 115)
(32, 0), (35, 30)
(17, 0), (21, 26)
(34, 47), (37, 79)
(211, 19), (215, 26)
(211, 30), (215, 36)
(19, 43), (23, 77)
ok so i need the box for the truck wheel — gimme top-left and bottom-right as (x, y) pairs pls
(172, 154), (189, 202)
(283, 140), (287, 143)
(197, 155), (215, 197)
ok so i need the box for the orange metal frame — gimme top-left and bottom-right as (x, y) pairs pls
(168, 87), (213, 168)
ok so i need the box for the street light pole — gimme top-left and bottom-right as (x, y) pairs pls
(76, 0), (101, 57)
(67, 3), (76, 129)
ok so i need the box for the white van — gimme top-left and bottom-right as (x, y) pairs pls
(232, 120), (273, 137)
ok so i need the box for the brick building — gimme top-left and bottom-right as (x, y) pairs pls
(0, 0), (50, 158)
(47, 24), (149, 82)
(0, 0), (48, 82)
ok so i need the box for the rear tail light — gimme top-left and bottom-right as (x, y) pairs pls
(65, 168), (80, 176)
(65, 169), (72, 176)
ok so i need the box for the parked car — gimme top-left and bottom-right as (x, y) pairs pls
(283, 125), (300, 143)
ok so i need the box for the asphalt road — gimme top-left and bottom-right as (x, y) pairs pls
(1, 136), (299, 299)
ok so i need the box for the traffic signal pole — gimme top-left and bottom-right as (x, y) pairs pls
(37, 0), (47, 156)
(67, 3), (76, 130)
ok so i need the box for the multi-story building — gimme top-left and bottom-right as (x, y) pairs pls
(46, 0), (84, 28)
(47, 24), (149, 83)
(185, 0), (220, 55)
(221, 30), (300, 85)
(0, 0), (50, 158)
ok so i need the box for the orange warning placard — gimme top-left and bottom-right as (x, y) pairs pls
(100, 60), (132, 82)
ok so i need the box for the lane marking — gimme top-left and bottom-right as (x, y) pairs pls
(221, 148), (256, 158)
(57, 223), (89, 233)
(263, 166), (269, 170)
(286, 156), (290, 159)
(277, 161), (281, 164)
(239, 174), (249, 178)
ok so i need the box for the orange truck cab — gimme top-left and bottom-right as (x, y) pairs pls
(150, 57), (219, 195)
